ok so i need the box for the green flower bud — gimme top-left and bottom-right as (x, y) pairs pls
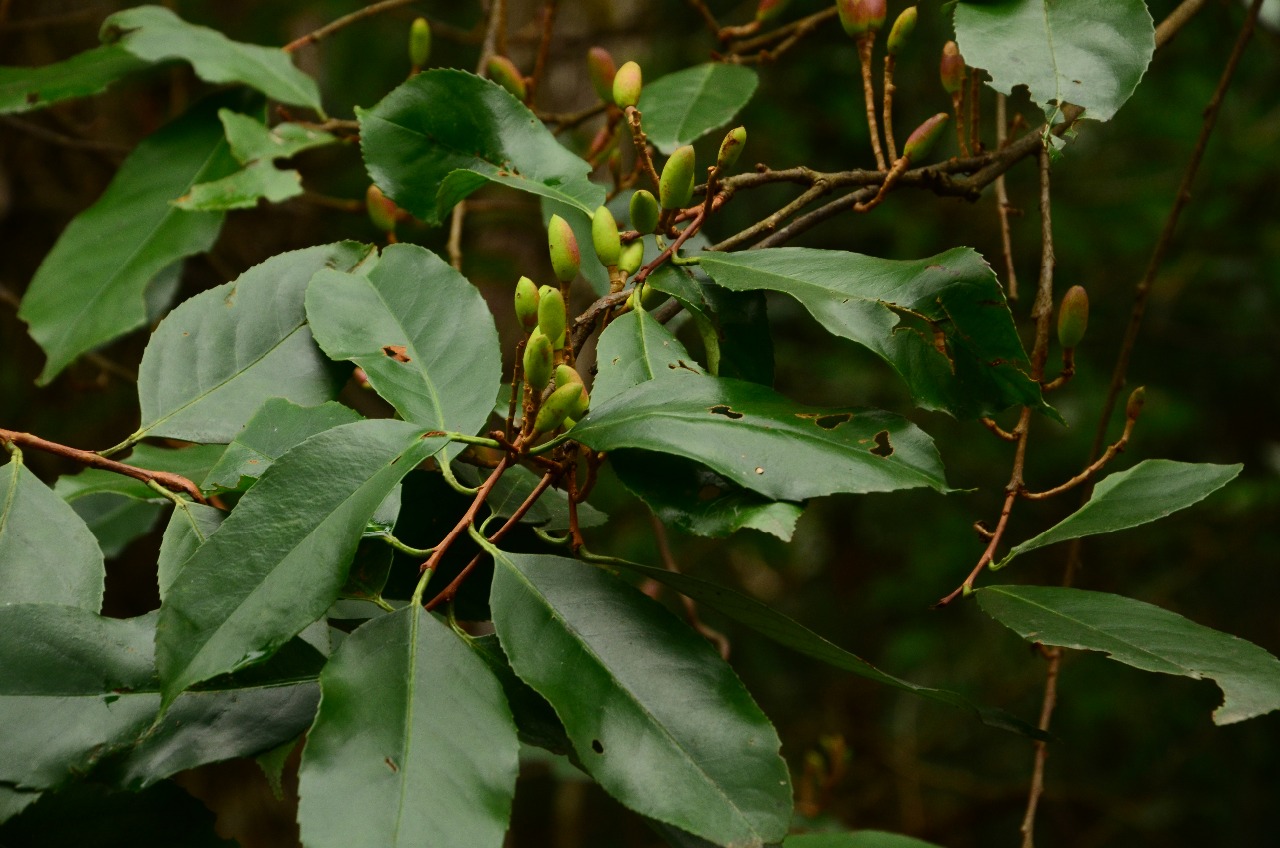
(1125, 386), (1146, 420)
(630, 189), (660, 233)
(555, 363), (584, 390)
(547, 214), (580, 283)
(409, 17), (431, 68)
(365, 185), (397, 233)
(886, 6), (916, 56)
(837, 0), (886, 37)
(940, 41), (966, 95)
(591, 206), (621, 268)
(523, 330), (554, 391)
(659, 145), (696, 210)
(613, 61), (642, 109)
(756, 0), (790, 23)
(514, 276), (540, 333)
(618, 240), (645, 277)
(716, 126), (747, 173)
(533, 383), (586, 435)
(587, 47), (617, 103)
(902, 112), (949, 162)
(487, 55), (527, 101)
(537, 285), (566, 349)
(1056, 285), (1089, 349)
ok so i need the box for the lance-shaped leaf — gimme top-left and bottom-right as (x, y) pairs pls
(133, 242), (373, 444)
(156, 421), (447, 704)
(489, 549), (793, 847)
(54, 443), (226, 503)
(995, 460), (1242, 568)
(358, 69), (604, 224)
(101, 5), (321, 111)
(566, 377), (950, 502)
(0, 44), (148, 114)
(202, 399), (362, 493)
(954, 0), (1154, 123)
(637, 64), (758, 154)
(977, 585), (1280, 725)
(605, 558), (1045, 739)
(0, 455), (104, 611)
(298, 606), (519, 848)
(19, 97), (240, 384)
(306, 243), (501, 453)
(700, 248), (1049, 419)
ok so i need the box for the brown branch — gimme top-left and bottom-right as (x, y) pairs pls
(857, 36), (887, 171)
(727, 7), (837, 55)
(1156, 0), (1210, 48)
(283, 0), (419, 53)
(624, 106), (663, 193)
(882, 55), (899, 162)
(650, 514), (731, 659)
(980, 417), (1018, 443)
(1021, 407), (1139, 500)
(686, 0), (721, 38)
(994, 93), (1020, 302)
(525, 0), (558, 105)
(418, 454), (511, 578)
(0, 429), (206, 504)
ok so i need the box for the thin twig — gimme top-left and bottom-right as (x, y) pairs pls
(882, 55), (898, 162)
(727, 7), (837, 55)
(857, 36), (887, 171)
(650, 514), (731, 658)
(624, 106), (663, 193)
(283, 0), (419, 53)
(686, 0), (721, 38)
(418, 454), (511, 576)
(994, 93), (1020, 302)
(526, 0), (558, 105)
(1156, 0), (1210, 48)
(1021, 410), (1139, 501)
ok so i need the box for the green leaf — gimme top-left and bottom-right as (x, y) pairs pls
(593, 305), (704, 405)
(358, 69), (604, 224)
(202, 398), (362, 493)
(219, 109), (337, 163)
(54, 443), (226, 503)
(298, 606), (519, 848)
(996, 460), (1243, 568)
(156, 501), (225, 598)
(637, 64), (758, 154)
(134, 242), (373, 444)
(466, 633), (572, 756)
(489, 549), (792, 847)
(953, 0), (1154, 123)
(339, 537), (394, 602)
(700, 248), (1049, 419)
(0, 44), (148, 114)
(604, 557), (1046, 740)
(69, 495), (164, 558)
(18, 97), (240, 384)
(976, 585), (1280, 725)
(156, 421), (446, 704)
(568, 377), (951, 501)
(784, 832), (944, 848)
(306, 243), (501, 452)
(0, 786), (41, 825)
(0, 454), (104, 610)
(102, 5), (322, 111)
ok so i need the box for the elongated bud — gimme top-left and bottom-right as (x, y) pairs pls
(533, 383), (586, 435)
(618, 240), (645, 277)
(547, 214), (580, 283)
(940, 41), (966, 95)
(514, 276), (540, 332)
(756, 0), (790, 23)
(537, 285), (566, 349)
(555, 363), (584, 390)
(717, 126), (747, 173)
(837, 0), (886, 37)
(409, 17), (431, 68)
(1057, 285), (1089, 349)
(613, 61), (642, 109)
(1125, 386), (1146, 419)
(886, 6), (916, 56)
(659, 145), (696, 210)
(902, 113), (949, 162)
(365, 185), (397, 233)
(591, 206), (621, 267)
(630, 189), (660, 233)
(523, 331), (554, 391)
(487, 55), (527, 101)
(587, 47), (617, 103)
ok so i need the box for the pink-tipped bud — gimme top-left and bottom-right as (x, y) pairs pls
(837, 0), (887, 38)
(547, 214), (580, 283)
(587, 47), (617, 103)
(487, 55), (527, 101)
(940, 41), (966, 95)
(365, 185), (398, 233)
(886, 6), (917, 56)
(901, 112), (949, 162)
(613, 61), (642, 109)
(756, 0), (790, 23)
(1057, 285), (1089, 349)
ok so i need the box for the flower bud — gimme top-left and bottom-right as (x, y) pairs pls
(365, 185), (397, 233)
(886, 6), (916, 56)
(591, 206), (621, 268)
(618, 240), (645, 277)
(756, 0), (790, 23)
(537, 285), (566, 349)
(409, 17), (431, 68)
(902, 112), (949, 162)
(523, 331), (554, 391)
(487, 55), (527, 101)
(1125, 386), (1146, 420)
(837, 0), (886, 37)
(533, 383), (586, 435)
(555, 363), (584, 390)
(659, 145), (696, 210)
(514, 276), (540, 332)
(716, 126), (747, 173)
(587, 47), (617, 103)
(547, 214), (580, 283)
(1056, 285), (1089, 349)
(630, 189), (660, 233)
(613, 61), (642, 109)
(940, 41), (966, 95)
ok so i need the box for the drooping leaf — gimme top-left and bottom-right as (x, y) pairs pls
(995, 460), (1243, 568)
(69, 495), (164, 558)
(306, 243), (501, 452)
(637, 63), (758, 154)
(54, 443), (227, 503)
(298, 606), (519, 848)
(700, 248), (1050, 419)
(102, 5), (322, 111)
(784, 832), (944, 848)
(466, 633), (572, 755)
(593, 305), (704, 405)
(156, 421), (446, 704)
(19, 97), (240, 384)
(358, 69), (604, 224)
(489, 549), (793, 847)
(977, 585), (1280, 725)
(0, 44), (148, 114)
(133, 242), (373, 444)
(953, 0), (1155, 123)
(0, 454), (104, 610)
(156, 501), (225, 598)
(567, 377), (951, 501)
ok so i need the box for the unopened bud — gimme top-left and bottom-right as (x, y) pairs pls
(613, 61), (642, 109)
(886, 6), (916, 56)
(837, 0), (886, 38)
(630, 189), (660, 233)
(591, 206), (621, 268)
(716, 126), (747, 173)
(409, 17), (431, 68)
(587, 47), (617, 103)
(1056, 285), (1089, 349)
(365, 185), (397, 233)
(537, 285), (566, 349)
(523, 331), (554, 391)
(940, 41), (966, 95)
(902, 112), (949, 162)
(514, 276), (540, 332)
(554, 364), (584, 390)
(547, 214), (580, 283)
(487, 55), (527, 101)
(618, 240), (645, 277)
(1126, 386), (1146, 419)
(659, 145), (696, 210)
(756, 0), (790, 23)
(534, 383), (586, 435)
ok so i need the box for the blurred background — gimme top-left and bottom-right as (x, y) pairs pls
(2, 1), (1278, 846)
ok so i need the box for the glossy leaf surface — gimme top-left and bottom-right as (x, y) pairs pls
(156, 502), (225, 598)
(203, 399), (362, 493)
(592, 305), (704, 405)
(638, 63), (758, 154)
